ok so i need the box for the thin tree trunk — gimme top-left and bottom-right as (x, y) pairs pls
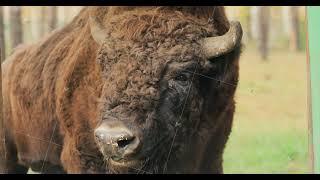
(9, 6), (23, 49)
(48, 6), (57, 32)
(0, 7), (5, 61)
(282, 7), (290, 37)
(250, 7), (259, 41)
(40, 7), (47, 37)
(257, 6), (270, 60)
(289, 6), (300, 51)
(0, 33), (4, 173)
(246, 7), (252, 41)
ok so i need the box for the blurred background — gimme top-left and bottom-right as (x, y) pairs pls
(0, 6), (309, 173)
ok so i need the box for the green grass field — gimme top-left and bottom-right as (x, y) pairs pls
(223, 48), (309, 173)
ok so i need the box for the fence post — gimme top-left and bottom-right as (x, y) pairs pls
(306, 6), (320, 174)
(0, 36), (5, 173)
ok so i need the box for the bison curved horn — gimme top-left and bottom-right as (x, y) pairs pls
(200, 21), (243, 59)
(89, 16), (108, 45)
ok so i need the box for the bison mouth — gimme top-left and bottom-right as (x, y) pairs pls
(104, 156), (149, 174)
(102, 143), (174, 174)
(94, 120), (176, 173)
(96, 139), (149, 173)
(99, 140), (169, 174)
(109, 157), (142, 168)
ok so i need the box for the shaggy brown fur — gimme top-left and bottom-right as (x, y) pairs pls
(1, 6), (241, 174)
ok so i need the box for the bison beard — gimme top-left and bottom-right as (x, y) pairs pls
(1, 7), (242, 174)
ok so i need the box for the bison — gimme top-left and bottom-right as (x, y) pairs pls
(0, 6), (242, 174)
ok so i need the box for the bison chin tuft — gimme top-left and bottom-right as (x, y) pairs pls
(103, 157), (156, 174)
(98, 144), (175, 174)
(104, 159), (142, 174)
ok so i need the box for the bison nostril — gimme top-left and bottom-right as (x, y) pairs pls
(117, 137), (134, 148)
(94, 126), (141, 157)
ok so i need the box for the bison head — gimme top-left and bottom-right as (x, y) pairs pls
(89, 9), (242, 173)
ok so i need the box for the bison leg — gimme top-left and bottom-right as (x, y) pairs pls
(4, 164), (29, 174)
(59, 138), (85, 173)
(60, 137), (105, 173)
(0, 137), (29, 174)
(42, 165), (66, 174)
(30, 162), (66, 174)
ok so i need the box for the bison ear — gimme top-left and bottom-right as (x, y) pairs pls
(89, 16), (108, 45)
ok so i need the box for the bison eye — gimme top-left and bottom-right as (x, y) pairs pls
(174, 73), (189, 82)
(175, 74), (188, 82)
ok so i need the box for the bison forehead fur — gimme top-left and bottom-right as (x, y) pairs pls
(97, 10), (217, 109)
(0, 6), (242, 174)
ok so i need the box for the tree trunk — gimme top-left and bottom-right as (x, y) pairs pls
(246, 7), (252, 41)
(0, 7), (5, 61)
(288, 6), (300, 51)
(9, 6), (23, 49)
(257, 6), (270, 60)
(250, 7), (259, 41)
(48, 6), (57, 32)
(0, 30), (4, 173)
(40, 7), (47, 37)
(282, 7), (290, 37)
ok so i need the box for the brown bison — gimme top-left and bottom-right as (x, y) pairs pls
(0, 6), (242, 174)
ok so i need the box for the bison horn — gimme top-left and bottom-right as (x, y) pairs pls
(89, 16), (108, 45)
(200, 21), (243, 59)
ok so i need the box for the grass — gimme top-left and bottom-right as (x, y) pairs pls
(223, 47), (310, 174)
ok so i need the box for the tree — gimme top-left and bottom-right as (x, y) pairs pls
(250, 7), (259, 41)
(9, 6), (23, 49)
(39, 6), (58, 37)
(48, 6), (57, 32)
(288, 6), (300, 51)
(257, 6), (270, 60)
(282, 7), (290, 37)
(238, 7), (252, 41)
(0, 30), (4, 173)
(0, 6), (5, 61)
(40, 7), (47, 37)
(246, 7), (252, 41)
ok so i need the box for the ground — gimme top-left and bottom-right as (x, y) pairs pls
(223, 47), (309, 173)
